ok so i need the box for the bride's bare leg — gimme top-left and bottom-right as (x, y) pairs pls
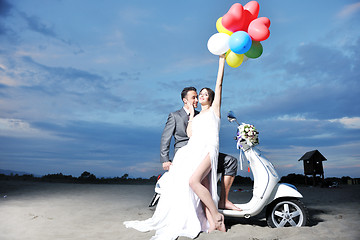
(201, 174), (216, 231)
(189, 153), (226, 232)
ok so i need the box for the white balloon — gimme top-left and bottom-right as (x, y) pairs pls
(207, 33), (230, 55)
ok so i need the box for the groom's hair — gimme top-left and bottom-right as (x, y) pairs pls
(181, 87), (197, 100)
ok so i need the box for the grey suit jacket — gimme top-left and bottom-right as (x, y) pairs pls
(160, 108), (199, 163)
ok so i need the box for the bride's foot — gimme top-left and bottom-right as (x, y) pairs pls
(208, 225), (216, 233)
(215, 213), (226, 232)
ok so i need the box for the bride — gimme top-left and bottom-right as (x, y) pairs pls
(124, 54), (226, 239)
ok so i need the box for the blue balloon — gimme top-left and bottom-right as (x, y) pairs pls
(228, 31), (252, 54)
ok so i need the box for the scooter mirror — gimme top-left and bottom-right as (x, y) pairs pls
(227, 111), (237, 123)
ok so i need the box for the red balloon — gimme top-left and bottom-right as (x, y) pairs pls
(243, 1), (260, 31)
(247, 17), (271, 41)
(221, 3), (245, 32)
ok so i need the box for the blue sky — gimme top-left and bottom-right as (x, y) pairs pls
(0, 0), (359, 179)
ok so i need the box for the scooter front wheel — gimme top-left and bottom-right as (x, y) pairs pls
(266, 198), (308, 228)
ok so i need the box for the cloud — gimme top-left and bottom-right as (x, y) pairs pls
(119, 6), (152, 25)
(18, 11), (57, 38)
(1, 0), (359, 179)
(218, 109), (358, 153)
(231, 36), (360, 123)
(163, 57), (215, 74)
(0, 3), (83, 55)
(0, 55), (133, 122)
(0, 119), (163, 177)
(206, 35), (360, 171)
(15, 10), (82, 52)
(330, 117), (360, 129)
(0, 51), (174, 128)
(121, 160), (161, 176)
(234, 83), (359, 121)
(0, 0), (12, 35)
(277, 114), (307, 121)
(0, 118), (61, 139)
(0, 0), (11, 17)
(337, 2), (360, 19)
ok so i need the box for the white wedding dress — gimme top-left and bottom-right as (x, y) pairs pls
(124, 107), (220, 239)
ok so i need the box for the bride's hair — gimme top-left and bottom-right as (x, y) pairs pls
(200, 88), (214, 105)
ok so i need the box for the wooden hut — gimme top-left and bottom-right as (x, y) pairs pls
(298, 150), (327, 185)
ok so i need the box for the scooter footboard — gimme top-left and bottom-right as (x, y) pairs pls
(220, 195), (265, 218)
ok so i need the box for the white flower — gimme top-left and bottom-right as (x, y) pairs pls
(236, 123), (259, 149)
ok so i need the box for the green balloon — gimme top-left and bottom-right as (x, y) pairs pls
(245, 41), (263, 59)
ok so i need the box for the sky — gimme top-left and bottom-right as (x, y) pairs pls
(0, 0), (359, 179)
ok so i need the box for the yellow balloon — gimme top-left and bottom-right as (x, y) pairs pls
(216, 17), (233, 36)
(226, 50), (244, 68)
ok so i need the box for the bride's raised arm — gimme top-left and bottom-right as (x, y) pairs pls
(212, 54), (226, 118)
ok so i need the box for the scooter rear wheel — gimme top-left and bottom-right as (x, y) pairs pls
(266, 198), (308, 228)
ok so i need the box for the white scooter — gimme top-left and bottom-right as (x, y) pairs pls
(149, 112), (308, 228)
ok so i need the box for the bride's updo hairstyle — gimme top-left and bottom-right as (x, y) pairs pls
(200, 87), (215, 105)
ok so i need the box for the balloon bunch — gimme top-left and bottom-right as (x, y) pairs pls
(207, 1), (271, 68)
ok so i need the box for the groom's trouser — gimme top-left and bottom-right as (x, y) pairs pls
(217, 153), (237, 176)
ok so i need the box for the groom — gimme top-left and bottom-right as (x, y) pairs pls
(160, 86), (240, 211)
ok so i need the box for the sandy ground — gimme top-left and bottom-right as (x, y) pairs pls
(0, 180), (359, 240)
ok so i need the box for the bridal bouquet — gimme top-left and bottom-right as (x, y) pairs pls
(236, 123), (259, 150)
